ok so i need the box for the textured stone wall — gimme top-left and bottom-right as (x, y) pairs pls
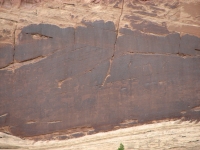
(0, 0), (200, 139)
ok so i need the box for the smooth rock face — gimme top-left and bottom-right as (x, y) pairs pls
(0, 44), (13, 68)
(0, 0), (200, 139)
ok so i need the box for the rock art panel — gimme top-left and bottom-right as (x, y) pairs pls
(0, 0), (200, 139)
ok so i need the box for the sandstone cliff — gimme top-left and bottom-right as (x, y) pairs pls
(0, 0), (200, 140)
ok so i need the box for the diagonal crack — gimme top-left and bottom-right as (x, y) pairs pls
(101, 59), (112, 86)
(0, 46), (67, 71)
(112, 0), (124, 58)
(25, 33), (53, 39)
(101, 0), (125, 86)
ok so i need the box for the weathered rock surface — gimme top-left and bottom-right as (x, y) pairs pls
(0, 0), (200, 140)
(0, 120), (200, 149)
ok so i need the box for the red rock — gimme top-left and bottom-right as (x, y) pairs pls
(0, 0), (200, 139)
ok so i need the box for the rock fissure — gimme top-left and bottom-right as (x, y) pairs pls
(18, 55), (46, 63)
(124, 51), (199, 58)
(113, 0), (124, 59)
(100, 0), (125, 87)
(102, 59), (112, 86)
(25, 33), (53, 39)
(0, 47), (67, 71)
(0, 63), (13, 70)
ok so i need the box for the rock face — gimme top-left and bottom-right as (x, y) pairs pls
(0, 0), (200, 139)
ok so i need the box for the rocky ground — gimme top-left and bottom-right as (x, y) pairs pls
(0, 120), (200, 149)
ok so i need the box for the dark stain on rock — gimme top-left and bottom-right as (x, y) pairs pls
(0, 20), (200, 139)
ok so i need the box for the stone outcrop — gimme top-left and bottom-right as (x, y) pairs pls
(0, 0), (200, 139)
